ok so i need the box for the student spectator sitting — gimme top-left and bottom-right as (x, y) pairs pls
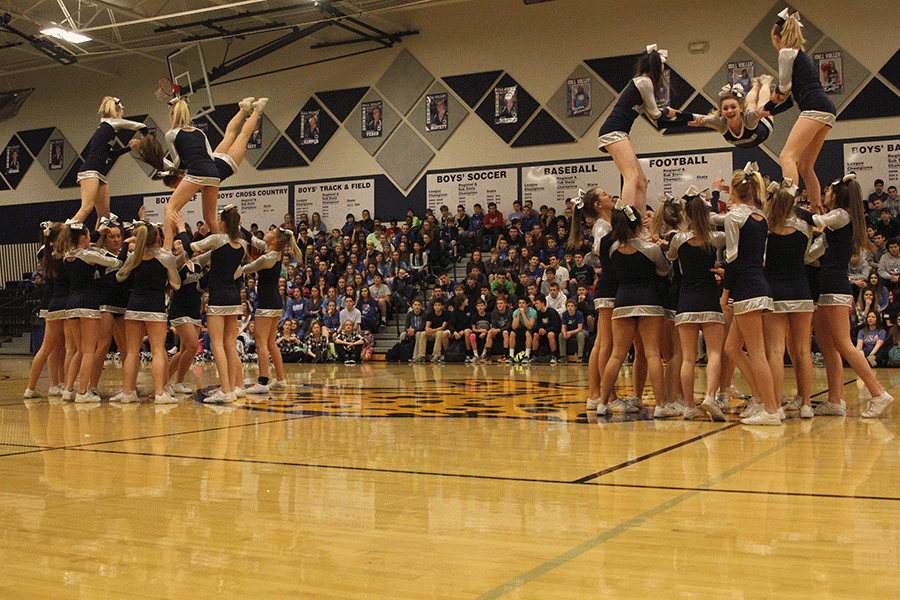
(281, 288), (309, 333)
(864, 270), (890, 311)
(339, 295), (362, 333)
(322, 299), (341, 339)
(520, 204), (538, 233)
(491, 271), (515, 299)
(369, 273), (391, 323)
(356, 286), (380, 333)
(878, 238), (900, 290)
(546, 254), (569, 283)
(886, 185), (900, 217)
(568, 251), (596, 296)
(415, 297), (450, 362)
(390, 267), (418, 311)
(872, 232), (888, 264)
(466, 250), (487, 277)
(868, 179), (889, 210)
(448, 294), (472, 355)
(276, 319), (304, 363)
(461, 203), (485, 253)
(849, 250), (873, 298)
(561, 298), (588, 361)
(505, 226), (525, 251)
(574, 285), (596, 333)
(507, 200), (524, 227)
(334, 320), (364, 364)
(546, 282), (567, 315)
(477, 283), (497, 313)
(857, 311), (887, 367)
(482, 202), (504, 249)
(511, 296), (536, 363)
(402, 299), (427, 343)
(522, 255), (544, 287)
(876, 209), (900, 240)
(304, 321), (329, 363)
(532, 293), (562, 364)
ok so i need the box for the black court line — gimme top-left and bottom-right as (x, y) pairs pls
(588, 481), (900, 502)
(572, 379), (855, 484)
(0, 412), (314, 459)
(572, 423), (742, 483)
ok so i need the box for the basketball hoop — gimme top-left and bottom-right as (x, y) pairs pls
(155, 76), (180, 103)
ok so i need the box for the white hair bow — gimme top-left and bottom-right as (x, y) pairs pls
(776, 8), (803, 27)
(99, 213), (119, 229)
(40, 220), (52, 232)
(572, 189), (585, 210)
(767, 181), (780, 195)
(157, 170), (171, 177)
(614, 198), (638, 222)
(68, 222), (84, 230)
(832, 173), (857, 186)
(221, 204), (236, 215)
(682, 186), (699, 198)
(720, 84), (744, 99)
(646, 44), (668, 63)
(740, 161), (759, 184)
(113, 97), (123, 110)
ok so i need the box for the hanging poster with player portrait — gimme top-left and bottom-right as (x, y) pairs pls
(567, 78), (591, 117)
(49, 140), (64, 170)
(814, 51), (843, 94)
(425, 93), (448, 132)
(6, 144), (20, 174)
(495, 85), (517, 124)
(362, 100), (383, 138)
(301, 110), (320, 145)
(727, 61), (755, 95)
(246, 118), (263, 149)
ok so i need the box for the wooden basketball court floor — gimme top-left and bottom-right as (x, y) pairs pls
(0, 356), (898, 599)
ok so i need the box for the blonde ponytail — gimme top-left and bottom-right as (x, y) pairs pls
(98, 96), (122, 119)
(170, 99), (191, 129)
(730, 170), (766, 210)
(773, 16), (806, 50)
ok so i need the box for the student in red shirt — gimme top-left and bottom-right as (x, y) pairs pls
(483, 201), (505, 250)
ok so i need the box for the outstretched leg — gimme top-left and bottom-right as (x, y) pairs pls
(214, 101), (252, 154)
(225, 106), (263, 169)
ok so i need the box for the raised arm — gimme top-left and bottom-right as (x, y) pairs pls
(238, 251), (279, 276)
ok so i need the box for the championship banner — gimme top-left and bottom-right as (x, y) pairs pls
(521, 160), (619, 213)
(639, 151), (732, 208)
(426, 167), (518, 216)
(844, 139), (900, 197)
(143, 184), (289, 232)
(294, 178), (375, 233)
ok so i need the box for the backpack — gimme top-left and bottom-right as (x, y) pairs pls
(443, 339), (467, 362)
(386, 338), (415, 362)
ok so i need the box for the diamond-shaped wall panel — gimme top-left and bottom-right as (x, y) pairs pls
(808, 37), (869, 112)
(243, 111), (280, 168)
(121, 116), (165, 178)
(837, 78), (900, 121)
(376, 49), (434, 117)
(3, 134), (33, 189)
(663, 94), (718, 136)
(546, 65), (610, 139)
(474, 73), (539, 145)
(17, 127), (55, 157)
(346, 90), (400, 156)
(417, 82), (466, 151)
(37, 128), (78, 186)
(286, 98), (338, 163)
(585, 54), (641, 94)
(256, 135), (308, 170)
(316, 87), (369, 123)
(375, 123), (434, 191)
(702, 47), (774, 108)
(511, 109), (575, 147)
(743, 2), (824, 72)
(879, 49), (900, 91)
(59, 157), (83, 188)
(762, 100), (800, 156)
(443, 71), (503, 109)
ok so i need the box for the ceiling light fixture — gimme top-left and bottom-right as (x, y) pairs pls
(40, 27), (91, 44)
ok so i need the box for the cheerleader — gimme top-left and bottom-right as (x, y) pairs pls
(795, 175), (894, 417)
(596, 45), (678, 215)
(667, 191), (727, 421)
(58, 222), (122, 402)
(720, 165), (779, 425)
(598, 200), (672, 418)
(763, 181), (815, 419)
(114, 222), (181, 404)
(681, 77), (775, 148)
(153, 97), (268, 191)
(566, 189), (614, 411)
(650, 195), (686, 414)
(88, 217), (130, 394)
(24, 223), (64, 399)
(166, 213), (212, 393)
(159, 98), (222, 246)
(187, 205), (251, 403)
(758, 10), (836, 206)
(72, 97), (151, 225)
(237, 226), (303, 394)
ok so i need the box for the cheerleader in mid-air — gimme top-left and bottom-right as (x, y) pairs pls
(72, 97), (153, 225)
(680, 77), (775, 149)
(596, 45), (679, 215)
(795, 175), (894, 418)
(758, 9), (835, 206)
(24, 223), (64, 399)
(237, 226), (302, 394)
(114, 222), (181, 404)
